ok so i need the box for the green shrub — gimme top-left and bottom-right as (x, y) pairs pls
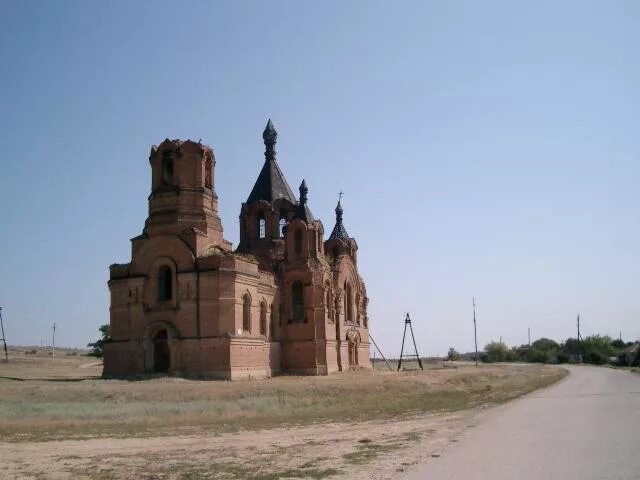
(483, 341), (510, 363)
(531, 338), (559, 352)
(525, 348), (551, 364)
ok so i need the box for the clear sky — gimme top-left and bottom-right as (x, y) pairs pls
(1, 0), (638, 356)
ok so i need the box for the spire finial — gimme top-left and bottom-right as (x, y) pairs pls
(299, 179), (308, 204)
(329, 193), (350, 243)
(263, 119), (277, 162)
(335, 193), (344, 221)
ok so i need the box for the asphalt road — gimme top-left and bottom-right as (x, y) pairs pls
(407, 365), (640, 480)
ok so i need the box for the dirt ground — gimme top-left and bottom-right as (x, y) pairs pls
(0, 348), (566, 479)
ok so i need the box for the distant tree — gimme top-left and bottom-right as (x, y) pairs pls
(517, 338), (560, 364)
(483, 341), (510, 363)
(562, 338), (583, 355)
(580, 335), (616, 365)
(87, 324), (110, 357)
(560, 335), (616, 364)
(447, 348), (461, 361)
(531, 338), (559, 353)
(611, 339), (626, 350)
(525, 348), (551, 363)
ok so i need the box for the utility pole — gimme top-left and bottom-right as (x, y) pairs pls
(0, 306), (8, 361)
(52, 322), (56, 359)
(577, 314), (581, 341)
(528, 327), (531, 347)
(473, 298), (478, 367)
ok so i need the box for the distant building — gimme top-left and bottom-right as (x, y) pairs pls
(617, 342), (639, 367)
(104, 120), (370, 379)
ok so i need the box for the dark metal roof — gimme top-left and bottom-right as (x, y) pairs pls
(246, 157), (297, 204)
(328, 200), (350, 243)
(246, 119), (297, 204)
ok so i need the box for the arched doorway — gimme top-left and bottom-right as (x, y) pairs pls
(153, 329), (170, 373)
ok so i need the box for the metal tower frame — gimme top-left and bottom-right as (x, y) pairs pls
(397, 313), (423, 371)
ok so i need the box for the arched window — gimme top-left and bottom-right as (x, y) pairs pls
(258, 212), (266, 239)
(242, 294), (251, 332)
(326, 288), (333, 323)
(158, 266), (172, 301)
(279, 217), (287, 238)
(162, 155), (174, 185)
(260, 302), (267, 336)
(344, 282), (353, 323)
(294, 229), (302, 255)
(292, 281), (304, 323)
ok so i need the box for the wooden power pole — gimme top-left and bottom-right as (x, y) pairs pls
(577, 314), (581, 341)
(473, 298), (478, 367)
(52, 322), (56, 359)
(0, 306), (8, 361)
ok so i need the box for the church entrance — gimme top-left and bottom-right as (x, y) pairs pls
(153, 329), (170, 373)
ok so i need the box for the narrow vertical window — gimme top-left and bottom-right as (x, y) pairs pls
(279, 217), (287, 238)
(344, 282), (353, 323)
(162, 152), (174, 185)
(294, 229), (302, 255)
(258, 212), (266, 239)
(243, 294), (251, 332)
(158, 266), (172, 301)
(205, 155), (212, 189)
(292, 281), (304, 322)
(260, 302), (267, 336)
(269, 303), (276, 340)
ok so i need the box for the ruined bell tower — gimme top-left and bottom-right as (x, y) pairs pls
(142, 139), (231, 255)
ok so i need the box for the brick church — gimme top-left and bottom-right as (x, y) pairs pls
(104, 120), (371, 379)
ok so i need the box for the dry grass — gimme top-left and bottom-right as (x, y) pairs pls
(0, 351), (568, 479)
(0, 350), (566, 443)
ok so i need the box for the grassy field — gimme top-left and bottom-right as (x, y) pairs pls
(0, 348), (567, 443)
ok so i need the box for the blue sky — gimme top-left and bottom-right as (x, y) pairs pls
(1, 0), (638, 355)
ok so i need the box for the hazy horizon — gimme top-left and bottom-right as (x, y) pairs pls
(1, 0), (638, 356)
